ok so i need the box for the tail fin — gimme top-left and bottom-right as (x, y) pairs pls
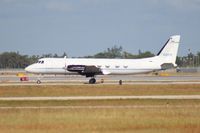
(157, 35), (180, 66)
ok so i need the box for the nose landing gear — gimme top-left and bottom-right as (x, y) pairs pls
(36, 74), (42, 84)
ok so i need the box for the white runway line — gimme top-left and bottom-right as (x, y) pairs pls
(1, 95), (200, 101)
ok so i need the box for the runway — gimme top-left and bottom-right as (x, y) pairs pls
(2, 74), (200, 81)
(1, 95), (200, 101)
(1, 74), (200, 85)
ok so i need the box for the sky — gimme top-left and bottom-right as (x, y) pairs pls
(0, 0), (200, 57)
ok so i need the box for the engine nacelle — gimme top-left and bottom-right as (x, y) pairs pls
(67, 65), (85, 72)
(67, 65), (102, 77)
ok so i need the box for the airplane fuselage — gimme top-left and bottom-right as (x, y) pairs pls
(26, 56), (162, 75)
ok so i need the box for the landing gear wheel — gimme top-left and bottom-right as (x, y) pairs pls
(37, 80), (41, 84)
(89, 78), (96, 84)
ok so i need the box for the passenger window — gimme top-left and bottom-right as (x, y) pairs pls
(115, 66), (120, 68)
(124, 66), (128, 68)
(97, 65), (102, 68)
(105, 65), (110, 68)
(41, 61), (44, 64)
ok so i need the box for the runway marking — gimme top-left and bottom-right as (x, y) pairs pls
(0, 95), (200, 101)
(0, 105), (200, 109)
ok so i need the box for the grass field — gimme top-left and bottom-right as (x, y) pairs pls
(0, 84), (200, 97)
(0, 99), (200, 107)
(0, 101), (200, 133)
(0, 84), (200, 133)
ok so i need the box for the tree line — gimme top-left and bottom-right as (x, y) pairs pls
(176, 52), (200, 67)
(0, 46), (200, 68)
(0, 52), (68, 68)
(84, 45), (154, 59)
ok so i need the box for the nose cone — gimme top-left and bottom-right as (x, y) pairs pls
(25, 64), (36, 73)
(25, 64), (44, 74)
(25, 65), (31, 73)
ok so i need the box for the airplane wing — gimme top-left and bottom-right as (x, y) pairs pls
(66, 65), (106, 77)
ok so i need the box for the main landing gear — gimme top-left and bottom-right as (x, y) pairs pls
(89, 78), (96, 84)
(37, 79), (41, 84)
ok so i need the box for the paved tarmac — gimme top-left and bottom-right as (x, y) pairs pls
(1, 74), (200, 85)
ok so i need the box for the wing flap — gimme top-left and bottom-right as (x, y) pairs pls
(102, 70), (111, 75)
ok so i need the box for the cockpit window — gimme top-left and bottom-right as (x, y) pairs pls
(37, 60), (44, 64)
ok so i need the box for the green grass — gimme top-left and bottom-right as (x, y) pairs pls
(0, 84), (200, 97)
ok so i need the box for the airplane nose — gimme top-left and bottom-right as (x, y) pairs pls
(25, 66), (28, 72)
(25, 66), (31, 72)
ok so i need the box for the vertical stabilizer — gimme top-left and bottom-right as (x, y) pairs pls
(157, 35), (180, 66)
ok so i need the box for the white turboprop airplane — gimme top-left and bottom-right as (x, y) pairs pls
(25, 35), (180, 84)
